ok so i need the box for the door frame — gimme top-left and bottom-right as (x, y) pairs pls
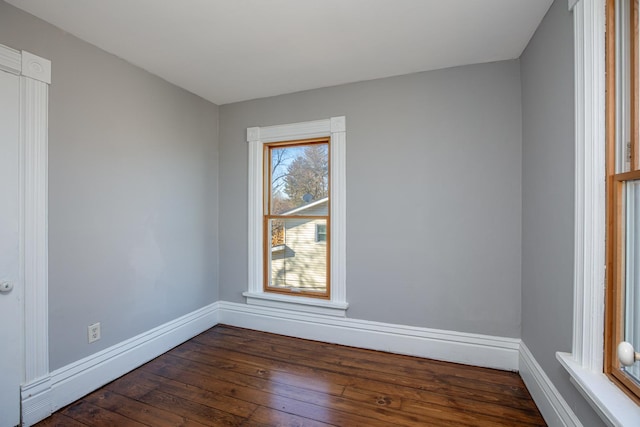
(0, 43), (50, 425)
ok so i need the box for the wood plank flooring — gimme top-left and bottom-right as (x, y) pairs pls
(36, 325), (546, 426)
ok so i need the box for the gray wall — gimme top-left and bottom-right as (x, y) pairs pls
(0, 1), (220, 370)
(521, 0), (602, 424)
(220, 60), (523, 338)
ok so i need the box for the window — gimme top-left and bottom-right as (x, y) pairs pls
(557, 1), (640, 425)
(244, 117), (348, 316)
(316, 224), (327, 242)
(264, 139), (330, 297)
(605, 0), (640, 401)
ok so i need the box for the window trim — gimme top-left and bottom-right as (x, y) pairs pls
(244, 117), (348, 317)
(557, 0), (640, 424)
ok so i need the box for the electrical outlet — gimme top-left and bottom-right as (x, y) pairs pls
(88, 322), (101, 343)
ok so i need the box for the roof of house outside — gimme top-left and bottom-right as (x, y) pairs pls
(281, 197), (328, 216)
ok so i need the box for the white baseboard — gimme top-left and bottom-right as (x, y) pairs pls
(21, 302), (220, 427)
(519, 342), (582, 427)
(21, 300), (528, 426)
(218, 301), (521, 371)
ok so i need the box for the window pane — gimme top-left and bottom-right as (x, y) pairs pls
(268, 217), (327, 293)
(625, 180), (640, 382)
(616, 0), (632, 173)
(316, 224), (327, 242)
(270, 143), (329, 215)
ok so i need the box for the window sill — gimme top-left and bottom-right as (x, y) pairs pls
(556, 352), (640, 426)
(242, 292), (348, 317)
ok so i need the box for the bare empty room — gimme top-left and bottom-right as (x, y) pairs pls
(1, 0), (639, 426)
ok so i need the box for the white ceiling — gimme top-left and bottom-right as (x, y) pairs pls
(6, 0), (554, 105)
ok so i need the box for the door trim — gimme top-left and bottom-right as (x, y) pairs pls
(0, 43), (51, 423)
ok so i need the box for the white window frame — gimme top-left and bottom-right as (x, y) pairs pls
(244, 117), (348, 317)
(557, 0), (640, 424)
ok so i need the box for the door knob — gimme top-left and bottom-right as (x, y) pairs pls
(618, 341), (640, 366)
(0, 281), (13, 293)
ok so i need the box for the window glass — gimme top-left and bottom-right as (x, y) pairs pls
(316, 224), (327, 242)
(268, 218), (328, 292)
(625, 180), (640, 382)
(264, 140), (330, 297)
(269, 144), (329, 214)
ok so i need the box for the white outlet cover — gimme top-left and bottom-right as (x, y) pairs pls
(88, 322), (100, 343)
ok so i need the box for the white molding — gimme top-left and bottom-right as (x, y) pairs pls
(330, 120), (347, 305)
(21, 75), (50, 384)
(519, 343), (582, 427)
(247, 135), (263, 294)
(218, 301), (520, 371)
(0, 44), (21, 75)
(243, 291), (348, 316)
(21, 302), (220, 426)
(558, 352), (640, 426)
(571, 0), (606, 373)
(0, 45), (53, 427)
(20, 375), (53, 427)
(247, 126), (260, 142)
(250, 118), (332, 143)
(330, 116), (346, 132)
(569, 0), (580, 11)
(21, 51), (51, 84)
(246, 117), (347, 311)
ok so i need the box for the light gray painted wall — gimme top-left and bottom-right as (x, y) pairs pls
(521, 0), (603, 424)
(0, 1), (220, 370)
(220, 60), (523, 337)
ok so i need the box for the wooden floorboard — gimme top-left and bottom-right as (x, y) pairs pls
(35, 325), (546, 426)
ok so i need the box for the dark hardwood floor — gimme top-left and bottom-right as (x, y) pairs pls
(36, 325), (546, 426)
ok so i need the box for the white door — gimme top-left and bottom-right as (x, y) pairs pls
(0, 68), (22, 426)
